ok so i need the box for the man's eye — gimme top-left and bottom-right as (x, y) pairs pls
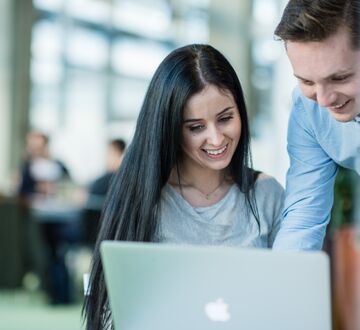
(301, 80), (313, 86)
(332, 75), (349, 82)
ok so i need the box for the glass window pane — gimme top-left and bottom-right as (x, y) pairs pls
(30, 84), (61, 131)
(31, 59), (63, 85)
(112, 38), (171, 79)
(177, 11), (209, 44)
(32, 19), (63, 62)
(33, 0), (63, 12)
(64, 69), (107, 119)
(65, 27), (109, 70)
(65, 0), (110, 25)
(113, 0), (171, 39)
(111, 77), (149, 120)
(253, 0), (278, 26)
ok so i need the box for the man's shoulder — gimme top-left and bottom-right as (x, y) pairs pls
(90, 172), (114, 195)
(289, 87), (359, 172)
(291, 86), (358, 130)
(292, 87), (323, 117)
(290, 86), (334, 130)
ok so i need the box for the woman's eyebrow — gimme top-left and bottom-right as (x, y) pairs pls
(216, 106), (234, 116)
(183, 106), (234, 123)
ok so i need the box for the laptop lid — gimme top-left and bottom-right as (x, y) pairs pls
(100, 241), (331, 330)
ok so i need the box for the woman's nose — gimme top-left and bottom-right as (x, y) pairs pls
(206, 125), (224, 146)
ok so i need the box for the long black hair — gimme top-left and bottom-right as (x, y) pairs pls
(83, 44), (259, 329)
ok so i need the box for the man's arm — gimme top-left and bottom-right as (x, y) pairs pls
(273, 94), (338, 250)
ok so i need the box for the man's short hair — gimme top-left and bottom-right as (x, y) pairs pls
(275, 0), (360, 49)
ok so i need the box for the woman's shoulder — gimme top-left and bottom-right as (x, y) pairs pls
(253, 173), (285, 224)
(254, 172), (284, 196)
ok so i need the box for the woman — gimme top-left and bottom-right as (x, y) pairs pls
(84, 44), (284, 329)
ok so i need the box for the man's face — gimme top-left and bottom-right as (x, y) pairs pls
(287, 27), (360, 122)
(26, 133), (48, 158)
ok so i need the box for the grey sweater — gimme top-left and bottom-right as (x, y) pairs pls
(156, 173), (284, 248)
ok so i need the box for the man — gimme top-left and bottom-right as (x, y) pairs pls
(83, 139), (126, 245)
(273, 0), (360, 250)
(18, 131), (69, 199)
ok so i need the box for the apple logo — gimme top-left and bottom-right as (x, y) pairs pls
(204, 298), (231, 322)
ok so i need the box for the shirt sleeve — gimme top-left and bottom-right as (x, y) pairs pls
(272, 91), (338, 250)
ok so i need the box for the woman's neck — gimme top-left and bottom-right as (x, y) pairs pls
(172, 162), (225, 188)
(169, 164), (232, 207)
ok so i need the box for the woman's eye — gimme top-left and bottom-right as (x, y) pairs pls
(219, 116), (233, 123)
(189, 125), (205, 132)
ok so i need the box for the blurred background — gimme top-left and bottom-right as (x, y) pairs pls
(0, 0), (358, 329)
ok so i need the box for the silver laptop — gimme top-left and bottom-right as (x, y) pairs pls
(100, 241), (331, 330)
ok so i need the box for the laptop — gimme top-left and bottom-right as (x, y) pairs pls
(100, 241), (331, 330)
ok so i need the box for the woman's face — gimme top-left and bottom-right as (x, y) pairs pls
(180, 84), (241, 172)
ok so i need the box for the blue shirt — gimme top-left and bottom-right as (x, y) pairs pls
(273, 87), (360, 250)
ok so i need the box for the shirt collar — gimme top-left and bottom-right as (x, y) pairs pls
(354, 114), (360, 123)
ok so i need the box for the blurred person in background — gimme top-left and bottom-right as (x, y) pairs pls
(83, 139), (126, 245)
(273, 0), (360, 251)
(17, 131), (81, 304)
(18, 131), (69, 202)
(84, 44), (284, 329)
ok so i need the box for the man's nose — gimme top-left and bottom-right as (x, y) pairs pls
(315, 85), (337, 107)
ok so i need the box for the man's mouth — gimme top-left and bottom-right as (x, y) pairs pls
(329, 99), (351, 110)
